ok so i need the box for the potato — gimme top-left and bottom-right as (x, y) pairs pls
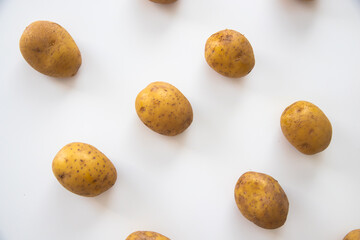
(281, 101), (332, 155)
(234, 171), (289, 229)
(126, 231), (170, 240)
(135, 81), (193, 136)
(19, 21), (81, 77)
(344, 230), (360, 240)
(52, 142), (117, 197)
(149, 0), (177, 3)
(205, 29), (255, 78)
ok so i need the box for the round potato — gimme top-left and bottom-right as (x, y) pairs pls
(126, 231), (170, 240)
(344, 229), (360, 240)
(234, 171), (289, 229)
(149, 0), (177, 3)
(135, 81), (193, 136)
(19, 21), (81, 77)
(281, 101), (332, 155)
(205, 29), (255, 78)
(52, 142), (117, 197)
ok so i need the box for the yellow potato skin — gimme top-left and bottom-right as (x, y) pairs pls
(126, 231), (170, 240)
(281, 101), (332, 155)
(52, 142), (117, 197)
(344, 229), (360, 240)
(19, 21), (81, 77)
(149, 0), (177, 3)
(135, 81), (193, 136)
(205, 29), (255, 78)
(234, 171), (289, 229)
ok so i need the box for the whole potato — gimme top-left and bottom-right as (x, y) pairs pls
(52, 142), (117, 197)
(281, 101), (332, 155)
(344, 229), (360, 240)
(135, 81), (193, 136)
(205, 29), (255, 78)
(19, 21), (81, 77)
(149, 0), (177, 3)
(234, 171), (289, 229)
(126, 231), (170, 240)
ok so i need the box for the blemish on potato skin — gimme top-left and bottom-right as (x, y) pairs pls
(280, 101), (332, 155)
(234, 171), (289, 229)
(52, 142), (117, 197)
(135, 81), (193, 136)
(205, 29), (255, 78)
(126, 231), (170, 240)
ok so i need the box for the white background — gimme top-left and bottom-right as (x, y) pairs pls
(0, 0), (360, 239)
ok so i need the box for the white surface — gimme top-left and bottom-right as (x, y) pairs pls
(0, 0), (360, 239)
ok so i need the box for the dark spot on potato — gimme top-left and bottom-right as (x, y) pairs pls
(140, 107), (146, 112)
(77, 170), (79, 173)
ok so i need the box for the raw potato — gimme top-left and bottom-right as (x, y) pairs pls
(19, 21), (81, 77)
(149, 0), (177, 3)
(234, 171), (289, 229)
(281, 101), (332, 155)
(52, 142), (117, 197)
(205, 29), (255, 78)
(135, 81), (193, 136)
(126, 231), (170, 240)
(344, 229), (360, 240)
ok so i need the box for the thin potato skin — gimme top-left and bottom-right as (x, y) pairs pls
(126, 231), (170, 240)
(52, 142), (117, 197)
(205, 29), (255, 78)
(234, 171), (289, 229)
(344, 229), (360, 240)
(149, 0), (177, 3)
(135, 81), (193, 136)
(19, 21), (81, 77)
(281, 101), (332, 155)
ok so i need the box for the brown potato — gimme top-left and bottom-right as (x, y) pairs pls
(281, 101), (332, 155)
(149, 0), (177, 3)
(126, 231), (170, 240)
(344, 229), (360, 240)
(234, 171), (289, 229)
(205, 29), (255, 78)
(19, 21), (81, 77)
(52, 142), (117, 197)
(135, 81), (193, 136)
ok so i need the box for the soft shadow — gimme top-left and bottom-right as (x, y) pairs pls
(43, 184), (102, 232)
(280, 0), (318, 10)
(229, 205), (284, 239)
(90, 176), (118, 209)
(272, 130), (324, 185)
(46, 73), (78, 89)
(277, 0), (318, 31)
(123, 116), (189, 166)
(131, 0), (180, 36)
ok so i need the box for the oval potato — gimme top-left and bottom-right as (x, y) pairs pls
(19, 21), (81, 77)
(126, 231), (170, 240)
(281, 101), (332, 155)
(344, 229), (360, 240)
(205, 29), (255, 78)
(135, 81), (193, 136)
(52, 142), (117, 197)
(234, 171), (289, 229)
